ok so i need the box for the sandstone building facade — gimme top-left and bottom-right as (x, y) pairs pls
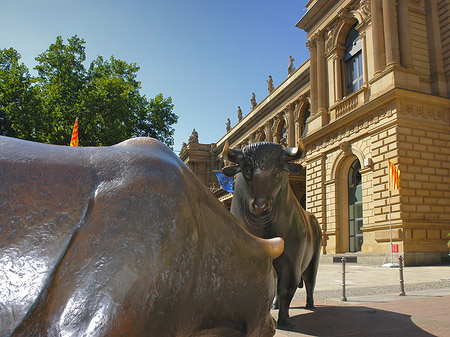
(180, 0), (450, 266)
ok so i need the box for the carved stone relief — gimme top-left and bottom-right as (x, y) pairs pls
(305, 105), (396, 156)
(324, 1), (372, 54)
(399, 101), (449, 122)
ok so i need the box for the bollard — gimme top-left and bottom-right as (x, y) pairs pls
(341, 257), (347, 301)
(399, 255), (406, 296)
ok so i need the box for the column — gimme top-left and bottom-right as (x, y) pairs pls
(316, 31), (327, 116)
(271, 118), (279, 144)
(370, 0), (385, 74)
(361, 32), (369, 85)
(397, 0), (413, 69)
(382, 0), (400, 66)
(265, 120), (273, 142)
(334, 47), (344, 101)
(287, 104), (295, 147)
(307, 39), (318, 115)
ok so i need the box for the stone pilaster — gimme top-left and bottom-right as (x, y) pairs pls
(397, 0), (414, 69)
(426, 0), (448, 96)
(307, 39), (318, 115)
(287, 104), (296, 147)
(371, 0), (385, 74)
(316, 31), (328, 122)
(382, 0), (401, 66)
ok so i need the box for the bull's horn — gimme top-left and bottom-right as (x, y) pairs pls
(223, 141), (243, 164)
(258, 237), (284, 259)
(283, 140), (306, 162)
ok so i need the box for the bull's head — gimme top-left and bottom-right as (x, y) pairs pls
(222, 141), (305, 216)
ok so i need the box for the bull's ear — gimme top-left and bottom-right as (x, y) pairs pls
(283, 163), (303, 175)
(222, 165), (241, 177)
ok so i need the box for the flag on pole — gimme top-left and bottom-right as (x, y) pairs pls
(214, 171), (233, 193)
(70, 118), (79, 147)
(388, 160), (399, 190)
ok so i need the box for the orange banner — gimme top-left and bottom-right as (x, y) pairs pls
(388, 161), (399, 190)
(70, 118), (78, 147)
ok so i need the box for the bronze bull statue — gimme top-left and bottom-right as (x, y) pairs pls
(222, 141), (322, 326)
(0, 136), (284, 337)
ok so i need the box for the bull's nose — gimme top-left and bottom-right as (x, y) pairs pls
(251, 199), (269, 214)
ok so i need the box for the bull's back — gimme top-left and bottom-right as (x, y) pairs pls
(0, 136), (194, 335)
(0, 136), (99, 335)
(1, 136), (278, 336)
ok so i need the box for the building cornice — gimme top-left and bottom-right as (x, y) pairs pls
(297, 0), (348, 34)
(302, 88), (450, 154)
(214, 59), (311, 153)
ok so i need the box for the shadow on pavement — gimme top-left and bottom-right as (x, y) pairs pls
(277, 305), (436, 337)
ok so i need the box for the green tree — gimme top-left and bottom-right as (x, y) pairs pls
(138, 93), (177, 147)
(34, 35), (87, 145)
(0, 48), (40, 140)
(1, 36), (178, 148)
(78, 55), (177, 146)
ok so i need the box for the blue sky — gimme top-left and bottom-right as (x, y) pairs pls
(1, 0), (310, 152)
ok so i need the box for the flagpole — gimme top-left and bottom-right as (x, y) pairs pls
(389, 181), (393, 265)
(383, 160), (398, 268)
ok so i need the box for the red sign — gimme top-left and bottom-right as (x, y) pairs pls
(392, 244), (399, 253)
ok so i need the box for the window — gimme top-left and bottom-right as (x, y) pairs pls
(348, 159), (363, 252)
(344, 24), (363, 95)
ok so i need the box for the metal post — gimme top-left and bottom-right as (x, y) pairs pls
(388, 185), (393, 265)
(399, 255), (406, 296)
(341, 257), (347, 301)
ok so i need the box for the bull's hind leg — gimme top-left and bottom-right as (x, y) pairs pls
(302, 247), (320, 309)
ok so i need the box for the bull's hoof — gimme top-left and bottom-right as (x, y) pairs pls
(305, 302), (315, 309)
(277, 317), (289, 327)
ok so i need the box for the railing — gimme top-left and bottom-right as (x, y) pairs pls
(331, 86), (368, 121)
(336, 94), (359, 118)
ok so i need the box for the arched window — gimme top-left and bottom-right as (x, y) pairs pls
(348, 159), (363, 252)
(344, 24), (363, 95)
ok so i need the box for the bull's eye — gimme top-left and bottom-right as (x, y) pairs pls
(243, 168), (252, 180)
(274, 169), (281, 179)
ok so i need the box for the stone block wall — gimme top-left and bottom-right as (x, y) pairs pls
(397, 115), (450, 256)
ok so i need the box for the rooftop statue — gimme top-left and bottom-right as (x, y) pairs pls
(181, 141), (187, 152)
(251, 92), (257, 109)
(238, 106), (243, 121)
(0, 136), (284, 337)
(267, 75), (274, 94)
(189, 128), (199, 143)
(226, 118), (231, 132)
(288, 56), (296, 76)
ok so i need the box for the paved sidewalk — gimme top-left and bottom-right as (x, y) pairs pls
(273, 263), (450, 337)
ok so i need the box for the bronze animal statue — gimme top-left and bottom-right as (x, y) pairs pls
(222, 141), (322, 326)
(0, 136), (284, 337)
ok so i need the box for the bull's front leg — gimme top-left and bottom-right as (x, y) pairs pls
(274, 260), (296, 327)
(277, 280), (297, 326)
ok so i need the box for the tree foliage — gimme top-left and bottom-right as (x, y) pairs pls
(0, 36), (178, 147)
(0, 48), (40, 140)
